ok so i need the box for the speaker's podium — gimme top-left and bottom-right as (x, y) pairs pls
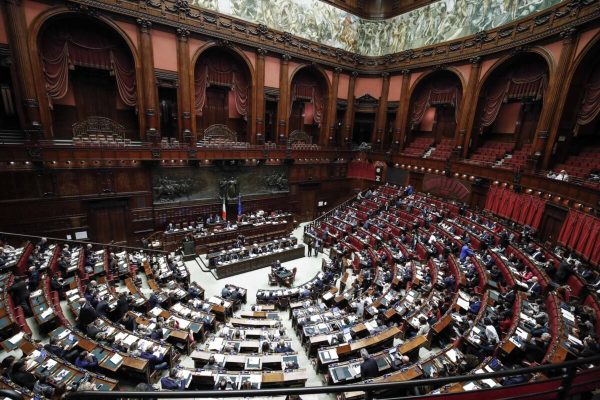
(182, 240), (196, 261)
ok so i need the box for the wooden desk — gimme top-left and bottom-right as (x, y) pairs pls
(230, 318), (280, 328)
(341, 327), (401, 356)
(378, 364), (423, 382)
(239, 311), (279, 319)
(398, 335), (427, 355)
(215, 245), (304, 279)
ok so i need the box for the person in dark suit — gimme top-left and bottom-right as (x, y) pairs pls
(28, 267), (40, 291)
(555, 260), (573, 284)
(140, 345), (168, 370)
(531, 247), (545, 262)
(275, 340), (293, 353)
(120, 313), (137, 332)
(44, 337), (79, 362)
(9, 360), (35, 390)
(112, 292), (129, 322)
(359, 349), (379, 379)
(8, 277), (30, 315)
(525, 333), (551, 363)
(77, 299), (98, 330)
(95, 296), (110, 317)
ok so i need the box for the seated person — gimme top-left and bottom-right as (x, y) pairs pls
(10, 360), (35, 390)
(33, 373), (55, 398)
(214, 377), (235, 390)
(45, 336), (79, 363)
(275, 339), (293, 353)
(161, 368), (185, 390)
(140, 345), (169, 370)
(359, 349), (379, 379)
(75, 351), (99, 371)
(203, 355), (219, 371)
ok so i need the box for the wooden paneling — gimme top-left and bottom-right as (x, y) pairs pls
(539, 203), (568, 244)
(87, 198), (130, 244)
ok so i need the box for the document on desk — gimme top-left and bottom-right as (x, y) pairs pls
(463, 382), (479, 391)
(149, 307), (162, 317)
(57, 329), (70, 340)
(8, 332), (24, 345)
(109, 353), (123, 365)
(209, 337), (224, 351)
(568, 334), (583, 346)
(482, 378), (499, 387)
(40, 308), (53, 319)
(446, 348), (458, 363)
(123, 335), (138, 347)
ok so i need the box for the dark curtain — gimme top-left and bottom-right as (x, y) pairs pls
(484, 187), (545, 229)
(559, 211), (600, 263)
(479, 62), (547, 132)
(558, 211), (577, 245)
(194, 52), (249, 119)
(291, 74), (324, 125)
(576, 63), (600, 126)
(40, 20), (136, 107)
(409, 81), (462, 128)
(568, 213), (586, 250)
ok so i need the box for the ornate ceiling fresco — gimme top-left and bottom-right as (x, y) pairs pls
(191, 0), (561, 56)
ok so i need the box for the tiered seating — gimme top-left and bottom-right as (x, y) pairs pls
(553, 145), (600, 181)
(291, 143), (320, 150)
(197, 138), (249, 148)
(1, 185), (600, 399)
(401, 137), (434, 157)
(466, 141), (514, 164)
(160, 137), (180, 148)
(300, 185), (600, 399)
(427, 138), (454, 160)
(499, 143), (531, 170)
(72, 134), (132, 147)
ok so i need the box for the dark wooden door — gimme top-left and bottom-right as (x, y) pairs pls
(87, 199), (130, 245)
(434, 106), (457, 142)
(201, 86), (228, 131)
(539, 203), (567, 244)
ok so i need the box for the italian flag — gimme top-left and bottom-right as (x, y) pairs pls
(222, 197), (227, 220)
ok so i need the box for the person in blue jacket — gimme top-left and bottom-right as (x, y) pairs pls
(460, 243), (474, 263)
(75, 351), (98, 370)
(161, 368), (185, 390)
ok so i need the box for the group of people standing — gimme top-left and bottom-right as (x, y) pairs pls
(305, 236), (322, 257)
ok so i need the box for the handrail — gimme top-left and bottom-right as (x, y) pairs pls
(0, 231), (170, 254)
(0, 390), (22, 400)
(305, 194), (359, 231)
(64, 355), (600, 399)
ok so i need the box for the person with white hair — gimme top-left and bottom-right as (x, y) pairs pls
(392, 353), (411, 370)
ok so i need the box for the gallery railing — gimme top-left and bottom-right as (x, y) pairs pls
(57, 354), (600, 400)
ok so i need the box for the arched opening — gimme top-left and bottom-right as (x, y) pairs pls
(38, 15), (139, 140)
(468, 53), (549, 169)
(289, 67), (328, 145)
(194, 47), (251, 143)
(552, 42), (600, 184)
(403, 70), (462, 159)
(0, 62), (19, 132)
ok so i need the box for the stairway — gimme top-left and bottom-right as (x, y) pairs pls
(423, 146), (435, 158)
(0, 130), (25, 144)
